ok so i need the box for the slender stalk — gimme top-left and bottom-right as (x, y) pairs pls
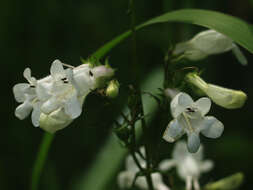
(129, 0), (154, 189)
(30, 133), (55, 190)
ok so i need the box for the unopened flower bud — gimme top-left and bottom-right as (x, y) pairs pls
(186, 73), (247, 109)
(106, 80), (120, 98)
(173, 30), (247, 65)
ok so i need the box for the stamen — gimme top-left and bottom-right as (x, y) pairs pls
(182, 112), (194, 132)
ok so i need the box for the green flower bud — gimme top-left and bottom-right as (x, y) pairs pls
(186, 73), (247, 109)
(106, 80), (120, 98)
(205, 173), (244, 190)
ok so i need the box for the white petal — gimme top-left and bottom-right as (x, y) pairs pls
(171, 92), (194, 118)
(156, 183), (170, 190)
(200, 116), (224, 138)
(64, 94), (82, 119)
(23, 68), (32, 82)
(39, 108), (73, 133)
(65, 68), (73, 82)
(126, 155), (139, 172)
(172, 141), (188, 161)
(187, 133), (200, 153)
(50, 59), (65, 80)
(41, 97), (60, 114)
(163, 119), (185, 143)
(191, 144), (203, 162)
(15, 101), (33, 119)
(200, 160), (214, 173)
(117, 171), (135, 189)
(23, 68), (36, 85)
(159, 159), (176, 171)
(36, 82), (52, 101)
(31, 103), (41, 127)
(13, 83), (30, 102)
(194, 97), (211, 116)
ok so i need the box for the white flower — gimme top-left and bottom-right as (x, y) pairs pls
(186, 73), (247, 109)
(13, 68), (42, 127)
(118, 147), (170, 190)
(163, 92), (224, 153)
(173, 29), (247, 65)
(39, 60), (82, 119)
(159, 141), (213, 190)
(13, 59), (115, 133)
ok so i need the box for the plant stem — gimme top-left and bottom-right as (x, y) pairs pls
(30, 133), (55, 190)
(129, 0), (154, 189)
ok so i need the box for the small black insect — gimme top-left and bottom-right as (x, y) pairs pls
(30, 85), (35, 88)
(186, 107), (195, 113)
(89, 70), (93, 77)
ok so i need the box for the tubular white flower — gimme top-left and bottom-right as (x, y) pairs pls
(13, 59), (115, 133)
(163, 92), (224, 153)
(186, 73), (247, 109)
(159, 141), (213, 190)
(173, 29), (247, 65)
(118, 147), (170, 190)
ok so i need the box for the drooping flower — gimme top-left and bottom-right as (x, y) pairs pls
(185, 73), (247, 109)
(163, 92), (224, 153)
(13, 59), (115, 133)
(173, 29), (247, 65)
(118, 147), (170, 190)
(159, 141), (213, 190)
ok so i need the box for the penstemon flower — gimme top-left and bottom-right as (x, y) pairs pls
(159, 141), (213, 190)
(186, 73), (247, 109)
(173, 29), (247, 65)
(13, 59), (114, 133)
(163, 92), (224, 153)
(118, 147), (170, 190)
(13, 68), (41, 127)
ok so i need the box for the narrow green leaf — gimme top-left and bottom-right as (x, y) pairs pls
(92, 9), (253, 59)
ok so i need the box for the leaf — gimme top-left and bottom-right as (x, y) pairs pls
(92, 9), (253, 59)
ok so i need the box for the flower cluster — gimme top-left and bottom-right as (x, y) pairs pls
(163, 92), (224, 153)
(118, 147), (170, 190)
(13, 59), (114, 133)
(159, 141), (213, 190)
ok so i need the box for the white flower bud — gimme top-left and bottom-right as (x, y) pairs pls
(186, 73), (247, 109)
(173, 30), (247, 65)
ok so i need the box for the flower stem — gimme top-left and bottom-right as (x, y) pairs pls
(129, 0), (154, 189)
(30, 132), (55, 190)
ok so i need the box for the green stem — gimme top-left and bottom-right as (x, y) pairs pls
(129, 0), (154, 189)
(30, 133), (55, 190)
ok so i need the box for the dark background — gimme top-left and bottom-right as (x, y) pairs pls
(1, 0), (253, 190)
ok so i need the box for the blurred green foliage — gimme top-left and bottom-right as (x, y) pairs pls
(1, 0), (253, 190)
